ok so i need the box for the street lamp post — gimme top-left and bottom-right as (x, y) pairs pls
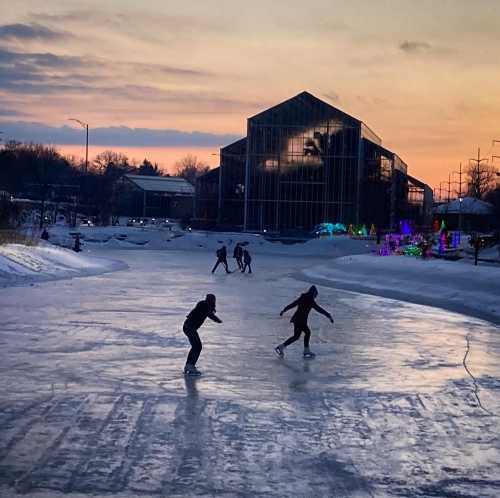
(68, 119), (89, 174)
(69, 119), (89, 225)
(458, 196), (463, 233)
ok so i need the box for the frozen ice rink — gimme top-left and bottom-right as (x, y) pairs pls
(0, 249), (499, 497)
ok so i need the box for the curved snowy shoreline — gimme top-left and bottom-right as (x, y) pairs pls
(301, 254), (500, 326)
(0, 243), (128, 288)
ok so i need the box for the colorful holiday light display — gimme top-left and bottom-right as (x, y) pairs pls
(313, 222), (347, 236)
(400, 219), (412, 235)
(403, 245), (422, 257)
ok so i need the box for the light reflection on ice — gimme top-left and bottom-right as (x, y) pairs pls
(0, 249), (498, 497)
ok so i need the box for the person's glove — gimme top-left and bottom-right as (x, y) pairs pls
(329, 316), (334, 324)
(279, 311), (284, 317)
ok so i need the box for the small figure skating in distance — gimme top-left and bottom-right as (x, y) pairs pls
(183, 294), (222, 376)
(233, 243), (243, 270)
(241, 249), (252, 274)
(73, 233), (81, 252)
(275, 285), (333, 359)
(212, 245), (231, 274)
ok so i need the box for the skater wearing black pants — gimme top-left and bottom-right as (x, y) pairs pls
(275, 285), (333, 359)
(241, 249), (252, 273)
(212, 245), (230, 274)
(233, 243), (243, 270)
(183, 294), (222, 375)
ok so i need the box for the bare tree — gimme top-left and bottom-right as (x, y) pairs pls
(93, 151), (130, 175)
(174, 154), (210, 185)
(466, 162), (496, 199)
(91, 151), (134, 224)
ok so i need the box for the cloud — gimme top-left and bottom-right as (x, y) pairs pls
(0, 47), (91, 69)
(0, 108), (25, 117)
(0, 121), (241, 147)
(0, 47), (210, 76)
(0, 46), (262, 115)
(29, 8), (227, 44)
(0, 46), (212, 96)
(399, 41), (432, 54)
(0, 23), (69, 42)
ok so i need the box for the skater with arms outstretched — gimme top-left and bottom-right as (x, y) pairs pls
(275, 285), (333, 359)
(183, 294), (222, 376)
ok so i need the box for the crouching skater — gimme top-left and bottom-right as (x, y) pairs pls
(183, 294), (222, 376)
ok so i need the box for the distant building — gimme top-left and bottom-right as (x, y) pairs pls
(117, 174), (194, 219)
(433, 197), (495, 232)
(195, 91), (431, 233)
(407, 175), (434, 228)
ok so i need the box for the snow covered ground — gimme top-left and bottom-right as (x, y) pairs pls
(0, 242), (127, 287)
(38, 225), (500, 324)
(304, 253), (500, 325)
(0, 248), (499, 497)
(46, 224), (373, 256)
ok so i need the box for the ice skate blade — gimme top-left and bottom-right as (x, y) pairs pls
(274, 347), (284, 358)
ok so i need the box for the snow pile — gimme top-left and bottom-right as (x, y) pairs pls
(0, 242), (127, 287)
(303, 254), (500, 323)
(47, 225), (373, 257)
(479, 244), (500, 261)
(47, 225), (179, 249)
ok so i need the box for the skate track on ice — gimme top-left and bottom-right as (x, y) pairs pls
(0, 249), (499, 497)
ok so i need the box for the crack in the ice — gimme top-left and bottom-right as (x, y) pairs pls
(462, 334), (497, 417)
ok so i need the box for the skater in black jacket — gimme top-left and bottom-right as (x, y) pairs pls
(233, 243), (243, 270)
(241, 249), (252, 273)
(211, 245), (230, 273)
(275, 285), (333, 359)
(183, 294), (222, 375)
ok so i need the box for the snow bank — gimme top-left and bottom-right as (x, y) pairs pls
(47, 225), (373, 257)
(0, 242), (127, 287)
(303, 254), (500, 324)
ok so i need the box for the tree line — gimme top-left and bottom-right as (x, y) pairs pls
(0, 141), (210, 227)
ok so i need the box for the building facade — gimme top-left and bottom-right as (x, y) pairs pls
(117, 174), (194, 220)
(195, 92), (431, 232)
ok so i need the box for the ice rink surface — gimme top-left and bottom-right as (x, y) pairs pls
(0, 249), (499, 497)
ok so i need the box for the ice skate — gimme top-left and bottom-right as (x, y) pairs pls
(184, 364), (202, 376)
(274, 345), (284, 358)
(303, 347), (316, 359)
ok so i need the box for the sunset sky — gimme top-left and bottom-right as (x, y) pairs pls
(1, 0), (500, 187)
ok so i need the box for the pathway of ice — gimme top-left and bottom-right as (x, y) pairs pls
(0, 250), (498, 497)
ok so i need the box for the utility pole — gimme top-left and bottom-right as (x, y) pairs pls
(453, 162), (465, 233)
(452, 162), (464, 199)
(439, 181), (448, 202)
(469, 147), (489, 199)
(69, 119), (89, 225)
(492, 140), (500, 182)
